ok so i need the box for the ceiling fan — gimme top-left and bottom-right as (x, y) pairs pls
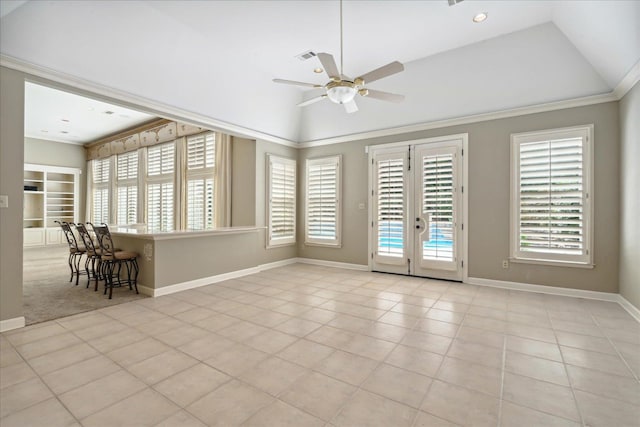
(273, 0), (405, 113)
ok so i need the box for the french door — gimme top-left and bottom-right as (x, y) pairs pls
(370, 137), (465, 281)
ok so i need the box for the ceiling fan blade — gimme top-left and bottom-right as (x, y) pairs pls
(343, 99), (358, 113)
(297, 95), (327, 107)
(317, 53), (340, 79)
(362, 89), (404, 103)
(357, 61), (404, 84)
(273, 79), (322, 88)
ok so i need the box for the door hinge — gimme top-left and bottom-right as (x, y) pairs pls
(407, 258), (411, 275)
(461, 223), (464, 230)
(371, 252), (374, 259)
(372, 158), (374, 165)
(461, 185), (464, 193)
(407, 146), (411, 171)
(461, 260), (464, 268)
(462, 148), (464, 156)
(371, 221), (374, 228)
(372, 189), (374, 197)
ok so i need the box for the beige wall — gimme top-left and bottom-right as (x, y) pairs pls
(24, 137), (87, 221)
(254, 139), (299, 263)
(231, 137), (256, 227)
(299, 102), (621, 293)
(619, 82), (640, 309)
(0, 67), (25, 322)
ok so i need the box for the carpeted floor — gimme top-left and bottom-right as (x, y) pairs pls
(23, 245), (147, 325)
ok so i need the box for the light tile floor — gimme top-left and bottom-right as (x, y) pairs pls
(1, 264), (639, 427)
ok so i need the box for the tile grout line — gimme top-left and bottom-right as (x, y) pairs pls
(496, 331), (507, 427)
(548, 305), (587, 427)
(590, 314), (640, 383)
(409, 282), (470, 427)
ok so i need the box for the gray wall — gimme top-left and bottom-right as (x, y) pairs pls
(619, 82), (640, 309)
(254, 139), (298, 263)
(0, 67), (25, 322)
(24, 137), (87, 221)
(231, 137), (256, 227)
(299, 102), (621, 293)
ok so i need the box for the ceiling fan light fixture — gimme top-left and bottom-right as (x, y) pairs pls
(326, 81), (357, 104)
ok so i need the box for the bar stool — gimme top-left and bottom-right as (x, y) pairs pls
(75, 223), (103, 291)
(55, 220), (86, 286)
(91, 223), (139, 299)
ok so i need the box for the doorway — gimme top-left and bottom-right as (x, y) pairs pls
(369, 134), (468, 281)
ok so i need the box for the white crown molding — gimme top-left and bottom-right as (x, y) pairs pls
(0, 316), (26, 332)
(613, 59), (640, 100)
(24, 134), (86, 146)
(3, 55), (637, 151)
(298, 92), (618, 148)
(0, 54), (298, 148)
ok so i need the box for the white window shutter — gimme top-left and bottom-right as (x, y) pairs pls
(306, 156), (341, 246)
(376, 157), (405, 258)
(268, 155), (296, 246)
(115, 152), (138, 225)
(146, 142), (175, 232)
(511, 126), (592, 265)
(187, 132), (215, 170)
(92, 158), (110, 224)
(185, 132), (215, 230)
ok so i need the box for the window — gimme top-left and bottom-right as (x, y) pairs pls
(267, 154), (296, 247)
(510, 125), (593, 266)
(305, 156), (341, 246)
(92, 158), (110, 224)
(115, 151), (138, 225)
(146, 142), (175, 232)
(185, 132), (215, 230)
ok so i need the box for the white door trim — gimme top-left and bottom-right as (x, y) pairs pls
(368, 133), (468, 281)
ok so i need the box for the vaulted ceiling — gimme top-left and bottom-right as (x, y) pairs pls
(1, 0), (638, 144)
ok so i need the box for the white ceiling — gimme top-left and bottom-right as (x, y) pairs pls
(24, 82), (156, 144)
(1, 0), (638, 143)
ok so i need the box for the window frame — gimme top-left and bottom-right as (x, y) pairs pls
(266, 154), (297, 248)
(305, 155), (342, 247)
(184, 131), (216, 231)
(91, 157), (112, 225)
(509, 124), (594, 268)
(145, 141), (176, 232)
(114, 150), (140, 225)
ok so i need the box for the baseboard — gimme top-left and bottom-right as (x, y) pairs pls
(141, 258), (299, 297)
(295, 257), (369, 271)
(466, 277), (640, 322)
(466, 277), (620, 301)
(617, 295), (640, 323)
(0, 316), (26, 332)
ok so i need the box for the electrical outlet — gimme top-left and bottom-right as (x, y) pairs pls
(502, 259), (509, 269)
(358, 202), (366, 210)
(0, 195), (8, 208)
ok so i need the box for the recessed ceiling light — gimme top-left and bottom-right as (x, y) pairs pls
(61, 118), (70, 122)
(60, 131), (69, 134)
(473, 12), (488, 23)
(313, 68), (323, 74)
(104, 110), (115, 115)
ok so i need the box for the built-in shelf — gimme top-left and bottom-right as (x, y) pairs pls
(24, 164), (81, 246)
